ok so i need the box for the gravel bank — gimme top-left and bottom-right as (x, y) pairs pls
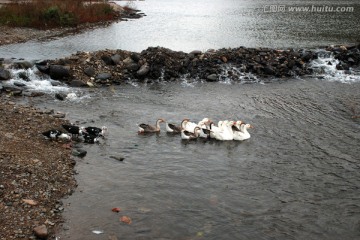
(0, 97), (77, 239)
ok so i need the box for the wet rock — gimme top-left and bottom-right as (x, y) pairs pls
(33, 225), (48, 239)
(110, 155), (125, 161)
(72, 148), (87, 158)
(83, 66), (95, 77)
(206, 74), (218, 82)
(13, 81), (26, 87)
(13, 61), (33, 69)
(53, 112), (66, 118)
(36, 64), (50, 74)
(96, 72), (112, 80)
(55, 93), (67, 101)
(49, 65), (71, 80)
(0, 68), (11, 80)
(69, 80), (87, 87)
(123, 57), (134, 65)
(18, 71), (30, 81)
(137, 63), (149, 77)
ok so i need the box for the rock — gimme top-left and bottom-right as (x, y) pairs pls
(13, 81), (26, 87)
(96, 72), (112, 80)
(136, 63), (149, 77)
(0, 68), (11, 80)
(126, 63), (139, 71)
(111, 54), (121, 65)
(101, 55), (114, 65)
(123, 57), (134, 65)
(36, 64), (50, 74)
(49, 65), (71, 80)
(72, 148), (87, 158)
(189, 50), (202, 55)
(83, 66), (95, 77)
(13, 61), (33, 69)
(263, 66), (275, 75)
(110, 155), (125, 161)
(130, 53), (141, 62)
(33, 225), (48, 239)
(206, 74), (218, 82)
(55, 93), (67, 101)
(53, 112), (66, 118)
(69, 80), (87, 87)
(221, 56), (228, 63)
(18, 71), (30, 81)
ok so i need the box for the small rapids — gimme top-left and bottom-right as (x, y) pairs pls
(310, 50), (360, 83)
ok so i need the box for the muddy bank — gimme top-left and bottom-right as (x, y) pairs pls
(0, 98), (77, 239)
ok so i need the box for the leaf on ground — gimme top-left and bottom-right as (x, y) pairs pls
(120, 216), (132, 224)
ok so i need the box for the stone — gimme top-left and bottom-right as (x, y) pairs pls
(18, 71), (30, 81)
(130, 53), (141, 62)
(136, 63), (150, 77)
(0, 68), (11, 80)
(13, 81), (26, 87)
(72, 148), (87, 158)
(123, 57), (134, 65)
(111, 54), (121, 64)
(13, 61), (33, 69)
(53, 112), (66, 118)
(36, 64), (49, 74)
(126, 63), (139, 71)
(110, 155), (125, 161)
(206, 74), (218, 82)
(33, 225), (48, 239)
(55, 93), (66, 101)
(96, 72), (112, 80)
(101, 55), (114, 65)
(69, 80), (87, 87)
(83, 66), (95, 77)
(49, 65), (70, 80)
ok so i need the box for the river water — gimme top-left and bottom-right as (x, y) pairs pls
(1, 0), (360, 239)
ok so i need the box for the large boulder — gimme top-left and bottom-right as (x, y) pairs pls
(49, 65), (71, 80)
(0, 68), (11, 80)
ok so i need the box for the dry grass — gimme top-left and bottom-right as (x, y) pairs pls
(0, 0), (119, 28)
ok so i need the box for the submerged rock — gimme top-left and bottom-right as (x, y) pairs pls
(0, 68), (11, 80)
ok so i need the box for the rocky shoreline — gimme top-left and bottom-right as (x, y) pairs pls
(1, 44), (360, 96)
(0, 98), (77, 239)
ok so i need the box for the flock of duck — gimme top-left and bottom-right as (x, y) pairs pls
(42, 125), (108, 143)
(138, 118), (253, 141)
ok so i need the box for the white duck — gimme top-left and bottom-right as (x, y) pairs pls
(211, 121), (234, 141)
(233, 123), (253, 141)
(183, 118), (210, 133)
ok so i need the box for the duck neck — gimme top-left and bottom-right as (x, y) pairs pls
(156, 119), (162, 130)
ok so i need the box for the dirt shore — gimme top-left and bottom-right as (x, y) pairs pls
(0, 97), (77, 239)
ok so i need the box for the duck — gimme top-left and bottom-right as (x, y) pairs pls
(138, 118), (165, 133)
(233, 123), (253, 141)
(183, 118), (210, 133)
(42, 129), (71, 141)
(82, 133), (100, 144)
(231, 120), (243, 132)
(62, 124), (87, 138)
(181, 126), (201, 140)
(85, 126), (107, 138)
(210, 121), (234, 141)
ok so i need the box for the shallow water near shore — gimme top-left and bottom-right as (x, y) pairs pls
(0, 0), (359, 59)
(25, 78), (360, 240)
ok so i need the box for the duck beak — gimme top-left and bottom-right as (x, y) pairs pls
(249, 125), (254, 129)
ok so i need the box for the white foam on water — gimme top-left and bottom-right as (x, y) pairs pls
(8, 67), (71, 93)
(310, 51), (360, 84)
